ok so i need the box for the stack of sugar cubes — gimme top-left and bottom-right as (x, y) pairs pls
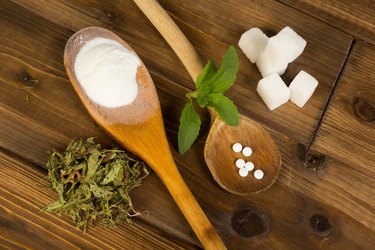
(238, 26), (318, 110)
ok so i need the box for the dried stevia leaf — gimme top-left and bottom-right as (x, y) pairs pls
(85, 152), (101, 182)
(101, 160), (123, 185)
(42, 137), (148, 232)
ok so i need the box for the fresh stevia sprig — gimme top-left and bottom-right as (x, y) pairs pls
(42, 137), (149, 232)
(178, 46), (240, 155)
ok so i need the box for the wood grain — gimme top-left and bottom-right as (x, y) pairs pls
(0, 1), (200, 246)
(310, 41), (375, 173)
(2, 143), (374, 250)
(158, 0), (353, 145)
(0, 151), (196, 250)
(0, 0), (374, 249)
(279, 0), (375, 44)
(10, 0), (353, 145)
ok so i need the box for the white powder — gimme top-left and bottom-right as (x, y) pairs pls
(74, 37), (141, 108)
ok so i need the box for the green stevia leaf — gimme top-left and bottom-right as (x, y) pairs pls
(177, 46), (240, 154)
(178, 100), (201, 154)
(206, 93), (239, 126)
(196, 94), (209, 108)
(208, 46), (239, 93)
(195, 59), (217, 89)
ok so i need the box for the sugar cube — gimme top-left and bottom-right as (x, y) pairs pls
(256, 42), (288, 77)
(256, 26), (306, 77)
(257, 73), (290, 110)
(277, 26), (307, 62)
(289, 70), (318, 108)
(238, 28), (269, 63)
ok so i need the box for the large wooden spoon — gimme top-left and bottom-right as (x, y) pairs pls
(134, 0), (281, 195)
(64, 27), (226, 250)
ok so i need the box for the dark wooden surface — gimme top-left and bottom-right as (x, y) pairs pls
(311, 41), (375, 175)
(0, 0), (374, 249)
(280, 0), (375, 44)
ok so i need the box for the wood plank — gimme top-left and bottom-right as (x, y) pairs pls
(1, 147), (374, 249)
(0, 0), (205, 165)
(310, 41), (375, 174)
(10, 0), (352, 145)
(0, 1), (201, 247)
(0, 151), (196, 250)
(279, 0), (375, 44)
(277, 144), (375, 231)
(1, 68), (374, 248)
(1, 1), (374, 249)
(158, 0), (352, 144)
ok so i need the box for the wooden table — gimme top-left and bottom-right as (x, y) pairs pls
(1, 0), (374, 249)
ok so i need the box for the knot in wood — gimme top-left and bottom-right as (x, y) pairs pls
(231, 209), (269, 238)
(18, 71), (38, 88)
(354, 98), (375, 122)
(100, 9), (119, 26)
(305, 152), (327, 177)
(310, 214), (331, 237)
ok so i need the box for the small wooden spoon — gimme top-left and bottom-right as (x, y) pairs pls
(134, 0), (281, 195)
(64, 27), (226, 250)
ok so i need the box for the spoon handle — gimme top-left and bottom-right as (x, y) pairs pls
(133, 0), (218, 118)
(157, 156), (227, 250)
(133, 0), (203, 81)
(134, 0), (225, 249)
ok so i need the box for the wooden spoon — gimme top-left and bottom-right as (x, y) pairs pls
(64, 27), (226, 250)
(134, 0), (281, 195)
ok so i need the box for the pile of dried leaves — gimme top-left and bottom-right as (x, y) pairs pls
(42, 137), (148, 231)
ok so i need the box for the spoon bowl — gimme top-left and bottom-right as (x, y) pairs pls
(64, 27), (226, 250)
(64, 27), (161, 160)
(205, 111), (281, 195)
